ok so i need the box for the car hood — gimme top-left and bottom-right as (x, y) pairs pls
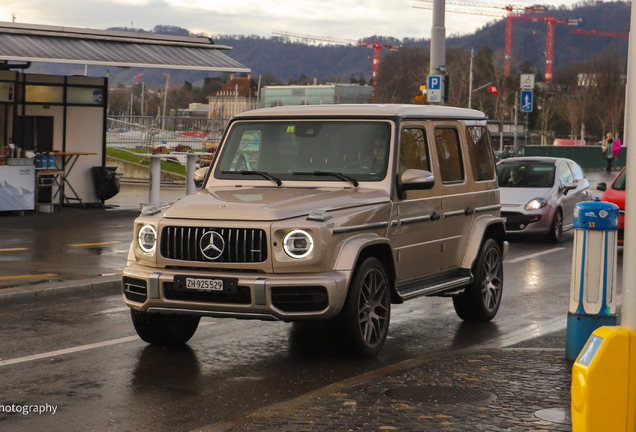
(500, 187), (551, 206)
(163, 186), (391, 221)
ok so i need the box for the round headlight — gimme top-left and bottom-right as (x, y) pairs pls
(283, 230), (314, 259)
(525, 198), (548, 211)
(138, 225), (157, 253)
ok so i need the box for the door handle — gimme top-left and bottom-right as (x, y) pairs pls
(464, 207), (474, 216)
(430, 212), (442, 221)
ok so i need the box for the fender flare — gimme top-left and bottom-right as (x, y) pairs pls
(333, 233), (399, 303)
(460, 216), (507, 270)
(334, 234), (394, 272)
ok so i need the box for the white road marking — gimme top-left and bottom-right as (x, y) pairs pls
(505, 248), (565, 264)
(0, 322), (214, 367)
(0, 336), (140, 367)
(89, 307), (130, 315)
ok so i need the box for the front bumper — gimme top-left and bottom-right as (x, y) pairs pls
(122, 263), (351, 321)
(502, 207), (552, 235)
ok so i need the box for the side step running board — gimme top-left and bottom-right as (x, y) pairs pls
(397, 276), (472, 301)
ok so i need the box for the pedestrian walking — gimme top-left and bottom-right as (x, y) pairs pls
(601, 132), (615, 174)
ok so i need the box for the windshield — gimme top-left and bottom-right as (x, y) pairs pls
(613, 169), (626, 191)
(213, 120), (391, 184)
(497, 162), (555, 188)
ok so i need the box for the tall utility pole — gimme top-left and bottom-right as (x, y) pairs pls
(468, 47), (474, 109)
(622, 0), (636, 331)
(414, 0), (544, 77)
(162, 72), (170, 130)
(429, 0), (446, 105)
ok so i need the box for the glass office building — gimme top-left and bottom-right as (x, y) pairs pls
(260, 84), (372, 108)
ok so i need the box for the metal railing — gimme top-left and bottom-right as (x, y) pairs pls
(107, 116), (231, 153)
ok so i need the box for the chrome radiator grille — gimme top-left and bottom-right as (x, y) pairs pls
(160, 226), (268, 263)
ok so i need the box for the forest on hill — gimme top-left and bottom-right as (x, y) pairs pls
(22, 1), (630, 142)
(24, 1), (630, 88)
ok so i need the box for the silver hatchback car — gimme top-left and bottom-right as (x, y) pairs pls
(497, 157), (592, 241)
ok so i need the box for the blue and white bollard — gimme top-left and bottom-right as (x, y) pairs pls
(566, 198), (620, 361)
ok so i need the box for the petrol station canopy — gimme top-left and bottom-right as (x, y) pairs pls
(0, 21), (250, 72)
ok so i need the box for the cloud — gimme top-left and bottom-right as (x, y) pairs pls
(7, 0), (583, 41)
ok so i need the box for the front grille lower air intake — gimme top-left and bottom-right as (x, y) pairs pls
(161, 226), (268, 263)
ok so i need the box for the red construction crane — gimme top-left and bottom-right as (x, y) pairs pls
(414, 0), (544, 77)
(414, 2), (579, 82)
(134, 72), (144, 85)
(272, 30), (398, 95)
(570, 29), (628, 39)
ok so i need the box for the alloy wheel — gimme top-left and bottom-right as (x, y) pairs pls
(357, 268), (390, 348)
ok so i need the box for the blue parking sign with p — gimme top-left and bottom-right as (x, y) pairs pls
(428, 75), (441, 90)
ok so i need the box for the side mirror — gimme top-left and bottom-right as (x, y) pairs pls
(562, 181), (577, 195)
(594, 182), (607, 192)
(400, 169), (435, 191)
(194, 167), (209, 187)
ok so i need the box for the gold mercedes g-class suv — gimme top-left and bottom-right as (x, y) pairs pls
(122, 104), (507, 357)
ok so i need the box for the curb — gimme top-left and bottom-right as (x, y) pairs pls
(0, 276), (121, 305)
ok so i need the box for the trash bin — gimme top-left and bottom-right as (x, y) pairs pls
(91, 166), (121, 202)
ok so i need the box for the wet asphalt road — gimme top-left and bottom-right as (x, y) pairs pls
(0, 171), (621, 431)
(0, 231), (621, 431)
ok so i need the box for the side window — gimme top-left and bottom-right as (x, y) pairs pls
(558, 162), (574, 185)
(434, 127), (464, 183)
(567, 162), (584, 181)
(399, 128), (429, 175)
(465, 126), (495, 181)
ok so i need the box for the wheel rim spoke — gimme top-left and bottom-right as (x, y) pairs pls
(481, 249), (502, 312)
(358, 267), (390, 347)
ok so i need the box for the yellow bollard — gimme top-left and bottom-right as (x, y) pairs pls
(571, 326), (636, 431)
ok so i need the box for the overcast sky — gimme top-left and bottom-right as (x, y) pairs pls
(5, 0), (586, 41)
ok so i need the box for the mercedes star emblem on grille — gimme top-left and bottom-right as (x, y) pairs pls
(200, 231), (225, 260)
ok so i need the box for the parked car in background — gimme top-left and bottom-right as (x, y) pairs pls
(497, 157), (592, 241)
(599, 167), (626, 244)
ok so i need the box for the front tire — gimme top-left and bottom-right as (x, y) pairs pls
(453, 239), (503, 322)
(549, 209), (563, 242)
(334, 257), (391, 358)
(131, 309), (200, 346)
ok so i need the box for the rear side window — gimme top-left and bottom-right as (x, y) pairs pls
(399, 128), (430, 175)
(465, 126), (495, 181)
(434, 128), (464, 183)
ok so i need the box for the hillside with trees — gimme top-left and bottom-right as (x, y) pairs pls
(22, 0), (629, 142)
(24, 1), (630, 89)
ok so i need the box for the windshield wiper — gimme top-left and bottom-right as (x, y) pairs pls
(222, 170), (282, 186)
(293, 171), (359, 187)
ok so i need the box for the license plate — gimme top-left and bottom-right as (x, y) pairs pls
(186, 278), (223, 291)
(173, 275), (238, 294)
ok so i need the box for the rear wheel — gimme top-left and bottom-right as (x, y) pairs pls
(549, 209), (563, 242)
(130, 309), (200, 346)
(333, 257), (391, 358)
(453, 238), (503, 322)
